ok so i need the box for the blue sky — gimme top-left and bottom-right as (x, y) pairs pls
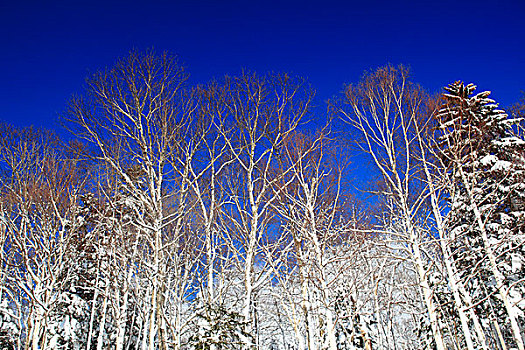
(1, 0), (524, 129)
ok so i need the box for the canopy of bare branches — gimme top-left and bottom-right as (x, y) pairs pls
(0, 53), (523, 350)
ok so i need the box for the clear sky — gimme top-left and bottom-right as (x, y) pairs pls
(1, 0), (524, 129)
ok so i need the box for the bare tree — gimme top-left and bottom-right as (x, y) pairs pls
(216, 72), (313, 346)
(189, 82), (236, 309)
(269, 131), (350, 350)
(0, 124), (87, 349)
(333, 66), (448, 350)
(65, 50), (202, 350)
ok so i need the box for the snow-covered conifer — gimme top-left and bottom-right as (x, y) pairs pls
(438, 81), (525, 350)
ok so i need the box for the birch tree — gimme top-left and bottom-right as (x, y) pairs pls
(65, 50), (201, 350)
(218, 72), (313, 346)
(0, 124), (86, 349)
(334, 65), (448, 350)
(269, 131), (355, 350)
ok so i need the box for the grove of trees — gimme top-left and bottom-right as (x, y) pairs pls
(0, 51), (523, 350)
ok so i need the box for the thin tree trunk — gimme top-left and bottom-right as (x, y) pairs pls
(417, 132), (480, 350)
(140, 286), (152, 350)
(115, 274), (130, 350)
(404, 205), (446, 350)
(494, 319), (508, 350)
(96, 279), (110, 350)
(86, 281), (100, 350)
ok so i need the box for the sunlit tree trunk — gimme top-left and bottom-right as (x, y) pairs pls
(336, 66), (447, 350)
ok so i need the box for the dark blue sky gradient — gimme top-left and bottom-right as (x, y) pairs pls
(1, 0), (524, 129)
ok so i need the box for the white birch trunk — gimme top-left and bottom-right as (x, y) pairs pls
(115, 274), (130, 350)
(242, 149), (258, 344)
(419, 148), (480, 350)
(402, 201), (446, 350)
(86, 282), (100, 350)
(96, 280), (110, 350)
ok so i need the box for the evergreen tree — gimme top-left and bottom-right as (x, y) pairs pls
(0, 299), (19, 350)
(437, 82), (525, 349)
(187, 302), (254, 350)
(333, 289), (374, 350)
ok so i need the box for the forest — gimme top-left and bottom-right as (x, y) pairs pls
(0, 50), (523, 350)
